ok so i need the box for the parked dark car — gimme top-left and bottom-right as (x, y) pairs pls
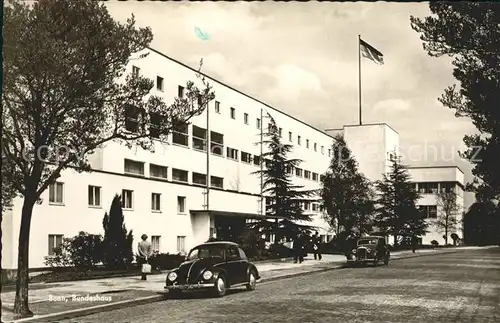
(346, 236), (390, 266)
(164, 241), (260, 297)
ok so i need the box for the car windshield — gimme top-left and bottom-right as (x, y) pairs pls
(358, 239), (378, 245)
(187, 245), (225, 260)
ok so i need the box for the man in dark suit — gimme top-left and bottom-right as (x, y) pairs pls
(312, 231), (322, 260)
(293, 233), (304, 263)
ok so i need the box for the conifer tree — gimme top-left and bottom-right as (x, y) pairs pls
(102, 194), (134, 269)
(320, 134), (375, 235)
(251, 117), (314, 242)
(374, 157), (427, 246)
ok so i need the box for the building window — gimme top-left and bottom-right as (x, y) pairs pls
(124, 104), (143, 133)
(295, 168), (303, 177)
(440, 182), (456, 193)
(244, 113), (249, 125)
(48, 234), (63, 256)
(278, 128), (282, 137)
(321, 146), (324, 154)
(304, 201), (310, 210)
(151, 236), (160, 252)
(121, 189), (133, 209)
(320, 174), (325, 182)
(288, 131), (292, 142)
(88, 185), (101, 207)
(230, 107), (235, 119)
(192, 125), (207, 151)
(172, 168), (188, 182)
(312, 203), (319, 212)
(132, 66), (140, 78)
(306, 139), (310, 149)
(151, 193), (161, 211)
(177, 236), (186, 253)
(328, 149), (331, 157)
(298, 135), (301, 145)
(211, 176), (224, 188)
(124, 159), (144, 176)
(286, 166), (293, 174)
(49, 182), (64, 204)
(419, 182), (438, 194)
(192, 172), (207, 186)
(215, 101), (220, 113)
(210, 131), (224, 156)
(241, 152), (252, 163)
(149, 112), (167, 138)
(156, 76), (164, 91)
(419, 205), (438, 219)
(178, 85), (184, 98)
(227, 147), (238, 160)
(177, 196), (186, 213)
(256, 118), (261, 129)
(314, 143), (317, 152)
(312, 173), (319, 181)
(253, 155), (261, 166)
(150, 164), (168, 180)
(172, 123), (189, 146)
(304, 170), (311, 179)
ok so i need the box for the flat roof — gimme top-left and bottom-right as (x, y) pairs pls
(324, 123), (400, 135)
(146, 46), (334, 139)
(407, 165), (464, 175)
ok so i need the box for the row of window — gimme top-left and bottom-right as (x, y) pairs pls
(132, 65), (332, 156)
(48, 234), (186, 256)
(411, 182), (460, 194)
(49, 182), (188, 214)
(265, 197), (322, 212)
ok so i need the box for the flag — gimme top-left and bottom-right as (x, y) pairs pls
(360, 39), (384, 65)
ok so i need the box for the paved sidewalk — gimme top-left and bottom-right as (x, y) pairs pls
(1, 247), (467, 322)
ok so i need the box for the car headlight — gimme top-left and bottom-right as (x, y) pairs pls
(167, 272), (177, 281)
(202, 270), (213, 280)
(352, 249), (356, 254)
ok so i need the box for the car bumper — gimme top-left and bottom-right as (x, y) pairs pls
(346, 259), (377, 263)
(165, 283), (214, 291)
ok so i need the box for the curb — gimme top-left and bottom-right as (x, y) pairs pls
(2, 249), (466, 322)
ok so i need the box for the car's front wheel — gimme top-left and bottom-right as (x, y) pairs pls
(213, 275), (227, 297)
(246, 270), (257, 291)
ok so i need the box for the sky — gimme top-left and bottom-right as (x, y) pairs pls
(105, 1), (478, 207)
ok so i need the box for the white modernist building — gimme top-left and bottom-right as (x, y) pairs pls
(1, 47), (463, 269)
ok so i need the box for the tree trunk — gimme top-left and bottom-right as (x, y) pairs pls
(445, 217), (448, 245)
(13, 199), (35, 317)
(1, 210), (3, 322)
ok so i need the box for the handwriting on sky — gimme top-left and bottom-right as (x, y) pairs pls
(194, 27), (209, 41)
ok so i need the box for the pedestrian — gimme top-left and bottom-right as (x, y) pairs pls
(293, 233), (304, 264)
(312, 231), (322, 260)
(137, 234), (152, 280)
(411, 235), (418, 253)
(344, 232), (357, 260)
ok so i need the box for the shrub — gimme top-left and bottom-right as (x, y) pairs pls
(147, 252), (186, 270)
(430, 240), (439, 247)
(68, 231), (103, 269)
(102, 195), (134, 269)
(43, 239), (73, 268)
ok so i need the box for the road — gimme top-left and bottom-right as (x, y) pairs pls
(60, 247), (500, 323)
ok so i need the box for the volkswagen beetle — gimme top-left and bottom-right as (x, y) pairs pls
(346, 236), (390, 266)
(164, 241), (260, 297)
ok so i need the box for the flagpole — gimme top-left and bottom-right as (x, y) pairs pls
(260, 108), (264, 215)
(358, 34), (362, 126)
(206, 102), (210, 211)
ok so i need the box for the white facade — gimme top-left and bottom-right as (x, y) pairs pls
(1, 48), (465, 270)
(2, 48), (335, 269)
(407, 166), (465, 245)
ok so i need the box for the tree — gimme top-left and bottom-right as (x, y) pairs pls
(411, 3), (500, 201)
(2, 0), (215, 316)
(435, 190), (460, 245)
(374, 157), (428, 247)
(102, 195), (134, 270)
(251, 117), (314, 242)
(463, 201), (500, 246)
(320, 134), (375, 235)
